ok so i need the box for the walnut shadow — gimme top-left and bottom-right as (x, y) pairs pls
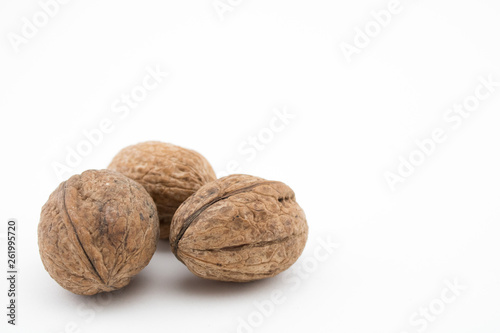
(74, 273), (151, 305)
(171, 271), (279, 298)
(155, 239), (174, 253)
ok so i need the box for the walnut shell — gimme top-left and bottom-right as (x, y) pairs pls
(38, 170), (159, 295)
(108, 141), (216, 239)
(170, 174), (308, 282)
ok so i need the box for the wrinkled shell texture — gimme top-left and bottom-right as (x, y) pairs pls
(38, 170), (159, 295)
(170, 174), (308, 282)
(108, 141), (216, 239)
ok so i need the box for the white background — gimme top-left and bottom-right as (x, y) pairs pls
(1, 0), (500, 332)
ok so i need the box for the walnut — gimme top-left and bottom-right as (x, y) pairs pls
(108, 141), (216, 239)
(170, 174), (308, 282)
(38, 169), (159, 295)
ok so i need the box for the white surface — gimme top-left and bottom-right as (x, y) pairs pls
(1, 0), (500, 332)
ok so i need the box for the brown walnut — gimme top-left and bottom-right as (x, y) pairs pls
(38, 169), (159, 295)
(170, 174), (308, 282)
(108, 141), (216, 239)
